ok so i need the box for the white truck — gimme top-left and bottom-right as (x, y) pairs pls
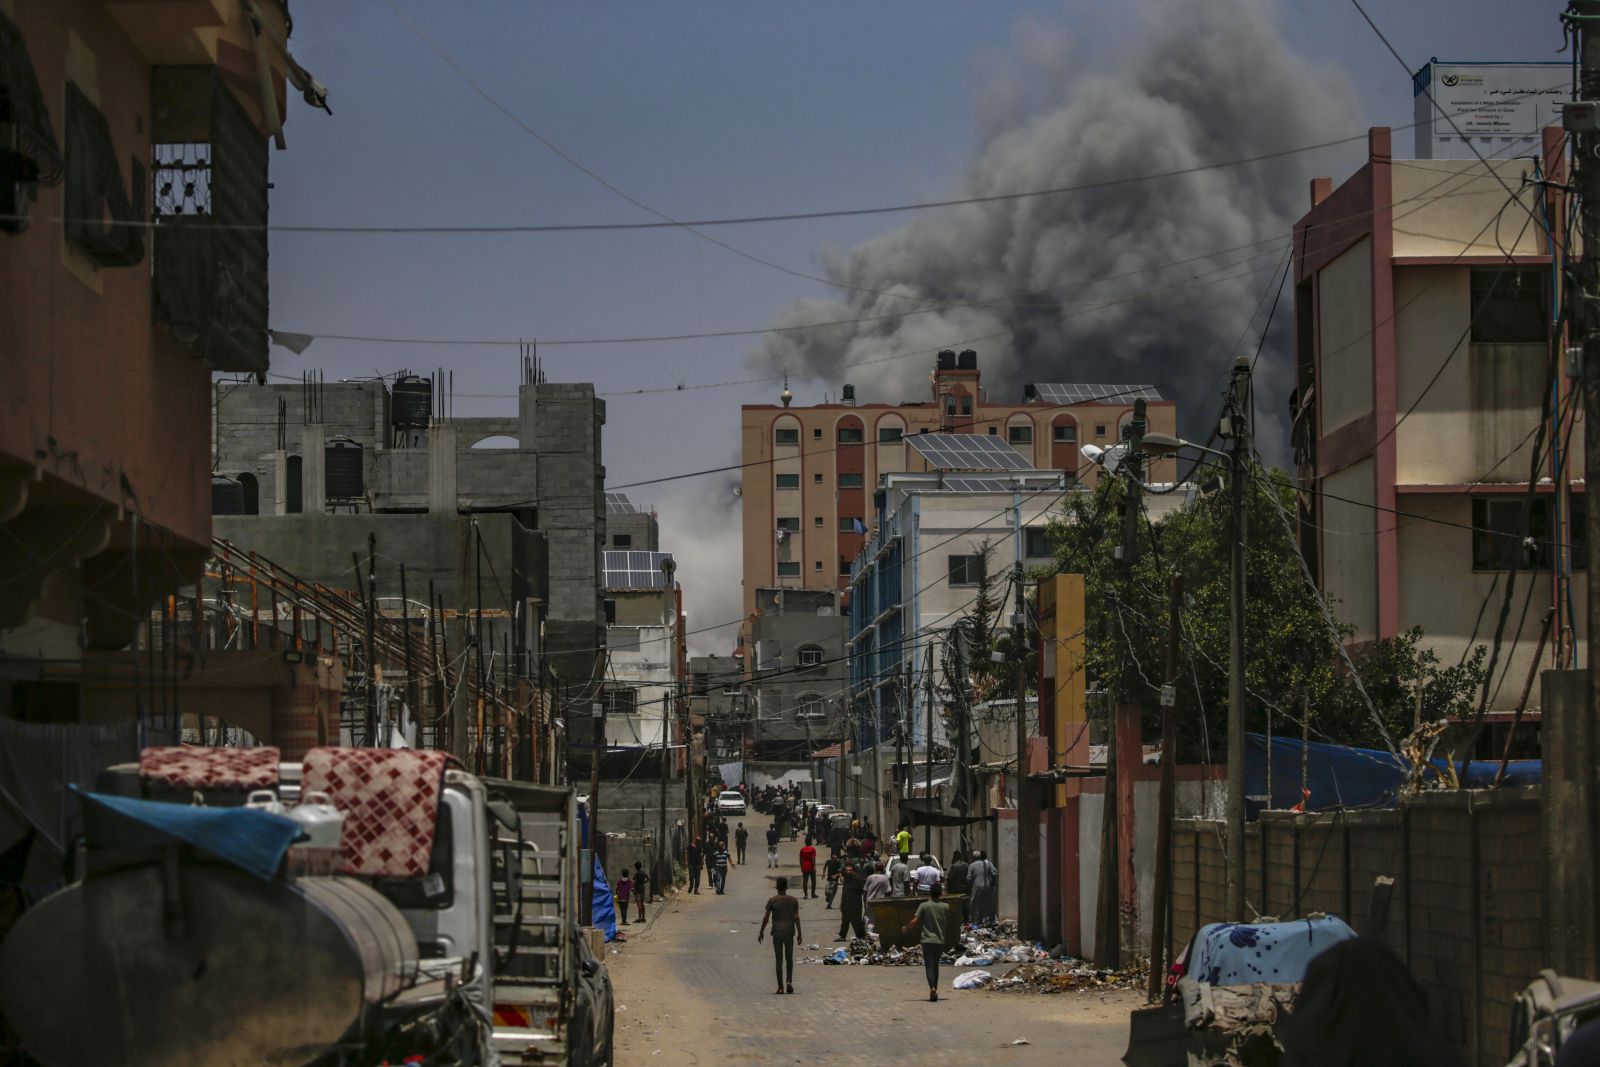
(0, 753), (613, 1067)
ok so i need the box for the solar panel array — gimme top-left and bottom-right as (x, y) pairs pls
(604, 491), (638, 513)
(939, 474), (1067, 493)
(1028, 383), (1163, 405)
(907, 432), (1032, 471)
(602, 550), (673, 590)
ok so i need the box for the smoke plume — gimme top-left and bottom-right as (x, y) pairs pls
(653, 469), (747, 657)
(751, 0), (1360, 456)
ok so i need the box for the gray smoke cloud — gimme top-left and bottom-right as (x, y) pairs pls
(653, 469), (746, 657)
(751, 0), (1361, 457)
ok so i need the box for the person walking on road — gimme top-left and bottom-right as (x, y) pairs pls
(836, 862), (867, 942)
(735, 822), (749, 865)
(799, 837), (818, 898)
(712, 841), (731, 894)
(687, 837), (702, 894)
(703, 833), (717, 890)
(823, 852), (843, 909)
(901, 882), (951, 1003)
(758, 876), (803, 995)
(614, 869), (633, 926)
(894, 824), (913, 867)
(966, 850), (998, 924)
(766, 823), (781, 868)
(863, 861), (890, 936)
(632, 862), (650, 923)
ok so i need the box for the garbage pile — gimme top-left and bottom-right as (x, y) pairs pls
(988, 960), (1144, 994)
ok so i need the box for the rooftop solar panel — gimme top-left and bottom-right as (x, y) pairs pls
(604, 492), (638, 513)
(906, 432), (1032, 472)
(601, 550), (673, 590)
(1028, 383), (1163, 405)
(939, 474), (1068, 493)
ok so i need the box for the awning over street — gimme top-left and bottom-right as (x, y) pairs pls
(897, 796), (994, 828)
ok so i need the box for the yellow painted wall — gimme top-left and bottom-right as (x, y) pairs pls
(1389, 160), (1545, 259)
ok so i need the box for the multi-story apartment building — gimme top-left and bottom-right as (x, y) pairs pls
(749, 587), (849, 761)
(1292, 126), (1582, 723)
(739, 349), (1176, 618)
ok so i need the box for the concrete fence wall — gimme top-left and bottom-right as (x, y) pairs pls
(1170, 787), (1545, 1067)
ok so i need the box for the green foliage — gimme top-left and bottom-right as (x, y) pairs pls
(1036, 464), (1488, 758)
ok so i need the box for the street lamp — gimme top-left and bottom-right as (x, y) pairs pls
(1139, 432), (1228, 461)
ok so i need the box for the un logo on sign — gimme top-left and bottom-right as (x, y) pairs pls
(1442, 73), (1460, 86)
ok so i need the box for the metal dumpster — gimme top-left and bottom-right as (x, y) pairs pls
(868, 895), (966, 950)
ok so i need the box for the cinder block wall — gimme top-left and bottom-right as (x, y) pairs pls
(1170, 788), (1544, 1067)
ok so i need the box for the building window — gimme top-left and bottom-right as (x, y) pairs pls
(775, 427), (799, 445)
(1024, 527), (1053, 557)
(840, 557), (852, 576)
(945, 396), (957, 416)
(1095, 424), (1107, 438)
(988, 426), (998, 435)
(948, 554), (983, 586)
(1471, 497), (1554, 570)
(603, 688), (637, 716)
(814, 516), (825, 527)
(613, 534), (632, 548)
(777, 561), (801, 577)
(776, 473), (800, 490)
(813, 428), (823, 439)
(838, 427), (863, 444)
(814, 473), (824, 484)
(776, 516), (800, 532)
(1470, 268), (1548, 344)
(795, 693), (828, 720)
(603, 598), (617, 624)
(839, 516), (861, 532)
(960, 395), (972, 416)
(1054, 423), (1077, 443)
(1008, 424), (1033, 445)
(879, 427), (903, 443)
(839, 473), (864, 488)
(798, 645), (825, 667)
(814, 560), (823, 571)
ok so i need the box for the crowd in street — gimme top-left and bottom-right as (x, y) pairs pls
(680, 782), (1004, 1002)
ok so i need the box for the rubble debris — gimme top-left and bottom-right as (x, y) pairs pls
(989, 959), (1145, 994)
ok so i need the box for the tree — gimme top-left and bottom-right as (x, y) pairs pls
(1044, 463), (1487, 759)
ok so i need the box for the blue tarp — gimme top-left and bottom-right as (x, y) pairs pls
(1245, 733), (1542, 812)
(1189, 916), (1357, 986)
(591, 855), (619, 942)
(73, 786), (303, 880)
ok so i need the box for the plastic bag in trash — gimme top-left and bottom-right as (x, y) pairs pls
(830, 948), (850, 963)
(952, 970), (993, 990)
(954, 954), (994, 966)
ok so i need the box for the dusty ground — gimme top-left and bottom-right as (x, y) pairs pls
(605, 837), (1143, 1066)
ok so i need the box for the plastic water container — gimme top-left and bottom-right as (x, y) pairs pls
(244, 790), (287, 816)
(287, 791), (345, 877)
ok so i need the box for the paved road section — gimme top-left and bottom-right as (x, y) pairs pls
(607, 836), (1141, 1066)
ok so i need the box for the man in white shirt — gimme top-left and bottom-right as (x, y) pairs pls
(911, 853), (942, 895)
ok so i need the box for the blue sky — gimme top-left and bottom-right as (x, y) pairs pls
(264, 0), (1565, 648)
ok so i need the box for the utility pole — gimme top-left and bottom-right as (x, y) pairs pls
(1012, 563), (1034, 935)
(953, 625), (972, 854)
(1148, 574), (1183, 1000)
(1224, 355), (1252, 921)
(587, 693), (603, 923)
(658, 559), (675, 892)
(895, 663), (909, 827)
(364, 534), (378, 746)
(870, 693), (884, 837)
(401, 564), (416, 749)
(474, 521), (485, 772)
(1574, 1), (1600, 742)
(923, 642), (937, 856)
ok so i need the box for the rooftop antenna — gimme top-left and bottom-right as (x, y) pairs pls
(781, 374), (793, 408)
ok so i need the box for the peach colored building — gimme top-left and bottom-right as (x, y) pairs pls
(739, 349), (1177, 618)
(1292, 126), (1583, 724)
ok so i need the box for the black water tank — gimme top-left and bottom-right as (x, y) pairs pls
(957, 349), (977, 370)
(325, 438), (365, 501)
(391, 374), (432, 429)
(842, 384), (856, 404)
(936, 349), (956, 370)
(211, 475), (245, 516)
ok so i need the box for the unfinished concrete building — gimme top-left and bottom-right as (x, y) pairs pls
(210, 374), (608, 762)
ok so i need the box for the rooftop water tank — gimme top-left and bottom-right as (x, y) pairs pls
(391, 374), (432, 430)
(211, 475), (245, 516)
(324, 438), (364, 502)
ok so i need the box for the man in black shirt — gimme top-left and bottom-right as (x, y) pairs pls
(758, 876), (803, 994)
(836, 862), (867, 942)
(735, 822), (749, 864)
(631, 862), (650, 924)
(823, 853), (843, 909)
(946, 850), (970, 897)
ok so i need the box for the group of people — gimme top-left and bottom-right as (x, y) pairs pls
(686, 818), (734, 895)
(611, 861), (652, 925)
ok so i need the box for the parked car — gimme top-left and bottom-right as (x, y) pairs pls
(716, 791), (747, 815)
(569, 922), (616, 1067)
